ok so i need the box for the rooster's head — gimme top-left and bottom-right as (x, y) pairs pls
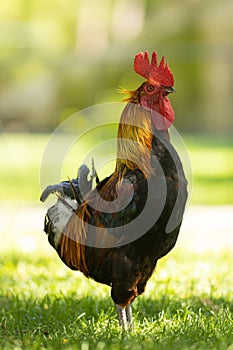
(123, 51), (175, 131)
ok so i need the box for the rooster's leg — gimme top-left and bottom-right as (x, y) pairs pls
(115, 304), (128, 330)
(125, 304), (133, 329)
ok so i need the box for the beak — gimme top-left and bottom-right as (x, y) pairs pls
(163, 86), (176, 94)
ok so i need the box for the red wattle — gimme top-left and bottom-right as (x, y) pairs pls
(152, 96), (174, 131)
(140, 94), (174, 131)
(162, 96), (174, 124)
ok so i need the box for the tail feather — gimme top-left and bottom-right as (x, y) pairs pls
(60, 203), (90, 277)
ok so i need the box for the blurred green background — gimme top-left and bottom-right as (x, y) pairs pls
(0, 0), (233, 205)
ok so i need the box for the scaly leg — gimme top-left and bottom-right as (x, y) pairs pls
(115, 304), (133, 330)
(115, 304), (128, 330)
(125, 304), (133, 330)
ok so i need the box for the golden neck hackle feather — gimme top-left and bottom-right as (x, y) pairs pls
(116, 102), (154, 179)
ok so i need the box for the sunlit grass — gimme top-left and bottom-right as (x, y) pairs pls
(0, 133), (233, 204)
(0, 249), (232, 350)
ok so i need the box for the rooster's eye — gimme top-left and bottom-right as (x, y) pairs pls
(146, 84), (154, 92)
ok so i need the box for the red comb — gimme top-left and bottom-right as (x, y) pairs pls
(134, 51), (174, 87)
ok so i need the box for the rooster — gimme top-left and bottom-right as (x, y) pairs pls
(40, 51), (188, 329)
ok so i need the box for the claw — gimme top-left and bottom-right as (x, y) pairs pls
(40, 161), (99, 204)
(67, 176), (81, 205)
(91, 158), (100, 184)
(40, 184), (63, 202)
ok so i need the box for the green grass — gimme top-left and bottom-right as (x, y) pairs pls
(0, 133), (233, 205)
(0, 249), (232, 350)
